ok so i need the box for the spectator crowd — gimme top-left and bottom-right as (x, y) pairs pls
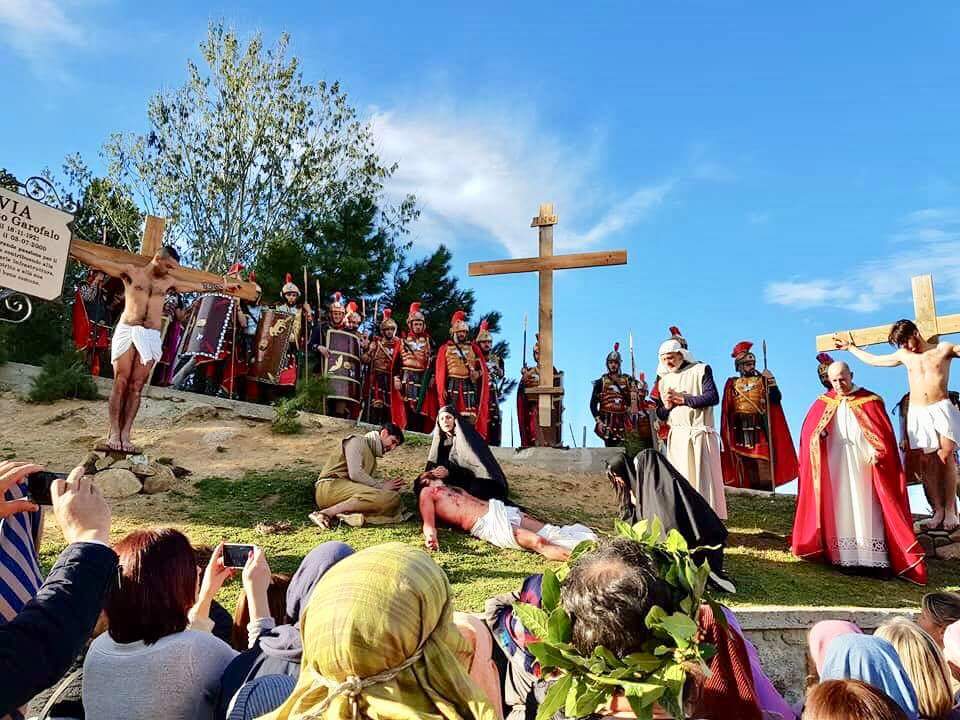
(2, 455), (960, 720)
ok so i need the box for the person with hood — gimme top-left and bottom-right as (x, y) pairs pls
(419, 405), (509, 503)
(215, 542), (356, 720)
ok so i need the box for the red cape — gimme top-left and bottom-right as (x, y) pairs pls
(517, 386), (537, 447)
(435, 340), (490, 439)
(791, 388), (926, 585)
(72, 289), (112, 376)
(364, 337), (406, 428)
(720, 377), (799, 488)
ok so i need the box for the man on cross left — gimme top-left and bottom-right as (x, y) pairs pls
(79, 246), (238, 451)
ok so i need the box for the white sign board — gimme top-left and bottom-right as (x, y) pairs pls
(0, 188), (73, 301)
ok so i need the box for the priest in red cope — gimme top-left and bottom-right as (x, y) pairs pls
(791, 360), (927, 584)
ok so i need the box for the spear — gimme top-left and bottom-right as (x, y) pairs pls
(762, 339), (777, 494)
(522, 313), (528, 368)
(303, 266), (310, 382)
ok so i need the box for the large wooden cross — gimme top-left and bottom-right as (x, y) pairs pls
(68, 215), (259, 301)
(816, 274), (960, 351)
(469, 202), (627, 431)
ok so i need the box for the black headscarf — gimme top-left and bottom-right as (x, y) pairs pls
(424, 404), (509, 502)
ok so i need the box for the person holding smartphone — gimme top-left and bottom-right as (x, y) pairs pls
(0, 461), (117, 716)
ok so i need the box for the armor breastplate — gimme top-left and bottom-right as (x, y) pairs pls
(372, 339), (396, 374)
(732, 376), (766, 415)
(600, 374), (631, 413)
(445, 343), (476, 378)
(401, 334), (430, 371)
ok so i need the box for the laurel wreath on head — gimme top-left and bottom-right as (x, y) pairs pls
(512, 517), (724, 720)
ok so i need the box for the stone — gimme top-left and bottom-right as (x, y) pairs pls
(95, 455), (116, 472)
(157, 457), (174, 466)
(171, 465), (192, 478)
(917, 532), (936, 557)
(934, 534), (954, 549)
(94, 468), (142, 498)
(949, 527), (960, 543)
(130, 463), (155, 478)
(111, 459), (132, 471)
(141, 464), (176, 494)
(938, 542), (960, 561)
(80, 452), (99, 475)
(180, 405), (220, 422)
(129, 454), (149, 465)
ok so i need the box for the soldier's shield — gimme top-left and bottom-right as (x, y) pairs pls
(324, 329), (362, 409)
(249, 309), (296, 384)
(179, 294), (236, 361)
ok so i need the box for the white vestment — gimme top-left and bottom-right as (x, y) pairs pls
(827, 398), (889, 568)
(659, 363), (727, 520)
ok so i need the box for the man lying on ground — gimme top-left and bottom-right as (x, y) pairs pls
(417, 476), (595, 561)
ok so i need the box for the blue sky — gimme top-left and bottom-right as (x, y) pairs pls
(4, 3), (960, 494)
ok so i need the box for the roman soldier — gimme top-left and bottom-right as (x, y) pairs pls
(720, 340), (799, 491)
(152, 290), (188, 387)
(361, 308), (404, 426)
(630, 371), (660, 451)
(476, 320), (504, 446)
(246, 273), (304, 401)
(816, 352), (834, 390)
(590, 342), (635, 447)
(436, 310), (490, 438)
(399, 301), (437, 433)
(518, 334), (564, 447)
(309, 291), (345, 369)
(323, 299), (363, 420)
(72, 269), (122, 377)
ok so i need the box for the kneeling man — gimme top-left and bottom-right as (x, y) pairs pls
(311, 423), (407, 528)
(418, 477), (596, 561)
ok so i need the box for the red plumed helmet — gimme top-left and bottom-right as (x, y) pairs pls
(817, 352), (834, 365)
(669, 326), (682, 337)
(731, 341), (754, 359)
(408, 301), (425, 323)
(476, 319), (492, 342)
(381, 307), (397, 330)
(281, 272), (300, 297)
(330, 291), (344, 310)
(450, 309), (469, 335)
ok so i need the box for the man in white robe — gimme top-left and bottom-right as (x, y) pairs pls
(654, 339), (727, 520)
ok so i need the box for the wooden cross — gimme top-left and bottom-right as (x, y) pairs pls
(815, 274), (960, 351)
(469, 202), (627, 430)
(68, 215), (259, 301)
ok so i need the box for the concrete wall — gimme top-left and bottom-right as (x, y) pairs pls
(734, 606), (916, 706)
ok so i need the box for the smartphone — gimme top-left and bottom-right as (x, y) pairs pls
(222, 543), (254, 568)
(26, 471), (69, 506)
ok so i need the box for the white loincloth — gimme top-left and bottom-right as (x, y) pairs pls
(907, 399), (960, 454)
(535, 523), (597, 551)
(111, 321), (163, 365)
(469, 499), (598, 551)
(470, 499), (522, 549)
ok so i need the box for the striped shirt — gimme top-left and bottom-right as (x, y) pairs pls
(0, 482), (43, 622)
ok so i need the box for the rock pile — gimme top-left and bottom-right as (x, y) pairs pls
(913, 523), (960, 561)
(79, 452), (191, 499)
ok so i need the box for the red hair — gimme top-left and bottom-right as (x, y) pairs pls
(106, 528), (198, 645)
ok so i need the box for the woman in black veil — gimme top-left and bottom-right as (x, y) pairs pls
(419, 405), (510, 502)
(607, 448), (735, 593)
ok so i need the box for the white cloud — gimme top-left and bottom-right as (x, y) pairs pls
(0, 0), (86, 75)
(373, 107), (680, 258)
(765, 207), (960, 312)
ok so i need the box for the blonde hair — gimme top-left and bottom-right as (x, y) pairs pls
(875, 617), (954, 720)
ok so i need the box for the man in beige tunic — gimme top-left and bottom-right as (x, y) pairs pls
(309, 423), (407, 528)
(654, 338), (727, 520)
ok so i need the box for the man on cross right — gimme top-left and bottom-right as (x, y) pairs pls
(836, 319), (960, 531)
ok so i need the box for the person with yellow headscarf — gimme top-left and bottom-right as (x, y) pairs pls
(260, 542), (499, 720)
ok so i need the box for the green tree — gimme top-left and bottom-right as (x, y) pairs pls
(385, 246), (515, 404)
(253, 196), (411, 305)
(103, 22), (416, 271)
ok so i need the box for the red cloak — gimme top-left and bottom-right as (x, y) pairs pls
(791, 388), (926, 585)
(435, 341), (490, 439)
(72, 289), (111, 376)
(364, 337), (406, 428)
(720, 377), (799, 488)
(517, 387), (538, 448)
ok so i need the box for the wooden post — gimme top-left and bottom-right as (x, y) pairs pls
(139, 216), (166, 257)
(536, 203), (555, 428)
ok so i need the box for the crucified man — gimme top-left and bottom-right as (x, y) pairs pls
(835, 318), (960, 531)
(80, 246), (239, 452)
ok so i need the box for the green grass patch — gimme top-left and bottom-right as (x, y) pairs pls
(39, 468), (960, 613)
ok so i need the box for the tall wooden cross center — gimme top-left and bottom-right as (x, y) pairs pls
(69, 215), (259, 301)
(816, 274), (960, 351)
(469, 202), (627, 428)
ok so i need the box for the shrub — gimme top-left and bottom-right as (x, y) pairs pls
(271, 397), (303, 435)
(291, 374), (329, 414)
(28, 351), (100, 403)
